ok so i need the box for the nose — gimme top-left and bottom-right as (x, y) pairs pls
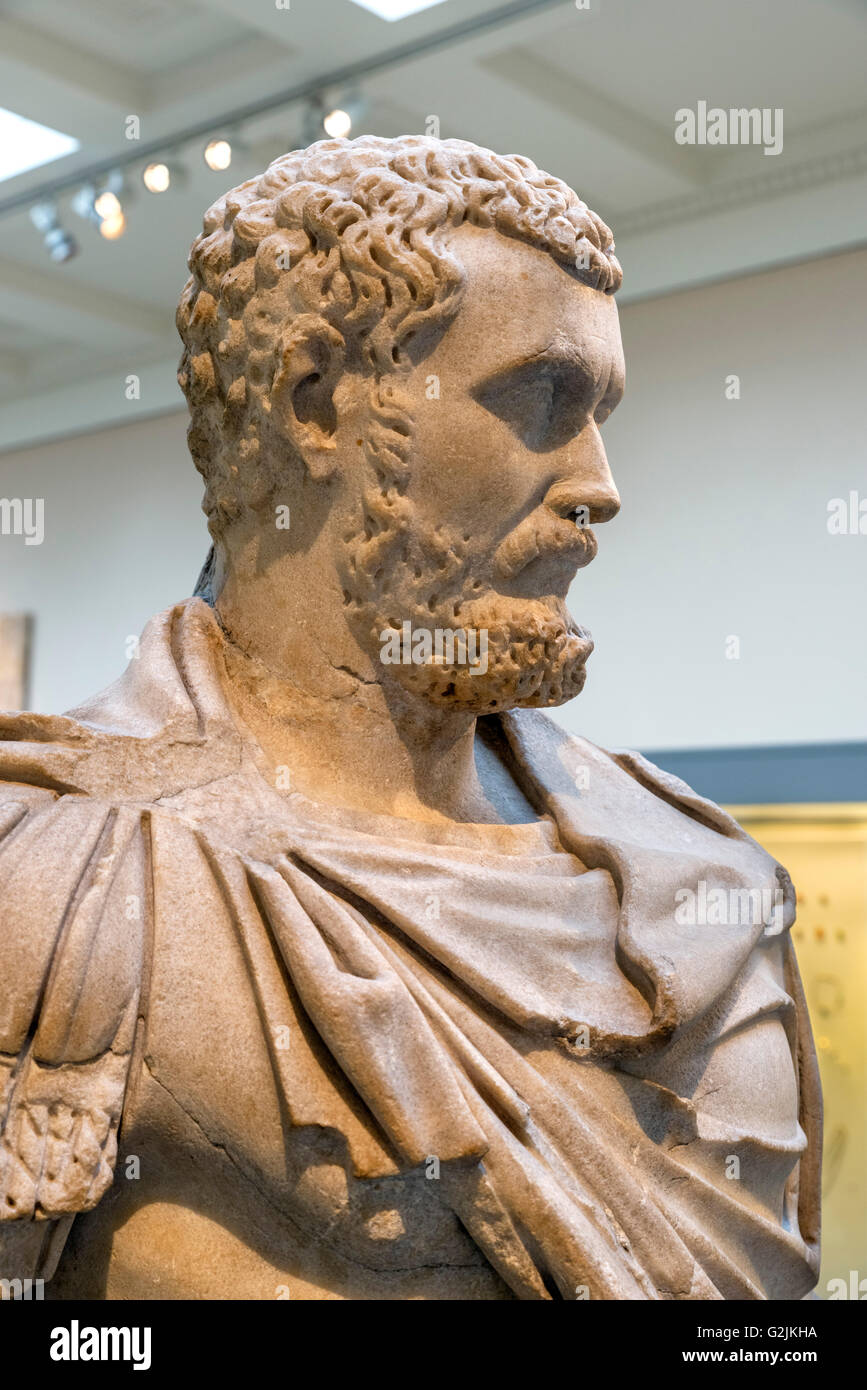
(544, 421), (621, 524)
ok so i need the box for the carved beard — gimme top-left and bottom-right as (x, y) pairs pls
(340, 495), (594, 714)
(398, 590), (594, 712)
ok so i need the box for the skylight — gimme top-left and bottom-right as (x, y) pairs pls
(348, 0), (448, 20)
(0, 107), (80, 183)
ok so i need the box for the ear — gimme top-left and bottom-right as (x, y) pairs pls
(271, 314), (345, 481)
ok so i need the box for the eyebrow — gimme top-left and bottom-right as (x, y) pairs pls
(481, 345), (597, 385)
(493, 346), (620, 404)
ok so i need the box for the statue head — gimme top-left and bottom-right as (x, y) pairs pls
(177, 135), (624, 715)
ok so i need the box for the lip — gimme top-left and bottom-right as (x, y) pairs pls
(492, 508), (598, 585)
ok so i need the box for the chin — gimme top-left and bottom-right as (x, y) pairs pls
(389, 594), (594, 714)
(416, 651), (591, 713)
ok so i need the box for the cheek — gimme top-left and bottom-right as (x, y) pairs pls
(406, 393), (534, 533)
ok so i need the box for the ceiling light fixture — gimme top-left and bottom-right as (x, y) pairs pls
(323, 108), (353, 139)
(0, 1), (565, 225)
(321, 93), (367, 140)
(28, 201), (78, 263)
(71, 171), (127, 238)
(142, 161), (171, 193)
(93, 189), (122, 220)
(204, 138), (233, 172)
(98, 207), (127, 240)
(71, 183), (101, 225)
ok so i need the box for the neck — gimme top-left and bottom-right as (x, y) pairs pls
(213, 555), (502, 826)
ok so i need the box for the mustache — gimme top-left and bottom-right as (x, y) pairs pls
(491, 508), (598, 582)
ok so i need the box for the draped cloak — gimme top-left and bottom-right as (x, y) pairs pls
(0, 599), (821, 1299)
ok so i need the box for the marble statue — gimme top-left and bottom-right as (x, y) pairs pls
(0, 137), (821, 1300)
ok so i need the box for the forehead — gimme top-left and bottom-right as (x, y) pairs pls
(439, 221), (624, 379)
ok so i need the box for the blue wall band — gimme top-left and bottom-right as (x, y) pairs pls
(642, 742), (867, 806)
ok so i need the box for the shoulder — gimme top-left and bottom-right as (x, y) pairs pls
(501, 707), (747, 837)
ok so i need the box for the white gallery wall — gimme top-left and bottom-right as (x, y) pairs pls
(0, 410), (207, 720)
(1, 245), (865, 751)
(573, 243), (867, 751)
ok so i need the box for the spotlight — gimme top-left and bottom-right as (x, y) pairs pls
(94, 189), (122, 220)
(143, 161), (171, 193)
(142, 158), (186, 193)
(99, 209), (126, 240)
(29, 201), (78, 263)
(323, 108), (352, 139)
(71, 175), (127, 239)
(71, 183), (101, 225)
(204, 137), (233, 171)
(321, 94), (367, 140)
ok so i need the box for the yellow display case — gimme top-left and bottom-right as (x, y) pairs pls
(726, 803), (867, 1299)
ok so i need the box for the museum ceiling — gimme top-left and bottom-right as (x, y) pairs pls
(0, 0), (864, 438)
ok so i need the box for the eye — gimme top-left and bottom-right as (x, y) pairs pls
(521, 374), (556, 441)
(473, 366), (551, 444)
(473, 361), (595, 452)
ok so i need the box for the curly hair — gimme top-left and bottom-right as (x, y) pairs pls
(177, 135), (622, 543)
